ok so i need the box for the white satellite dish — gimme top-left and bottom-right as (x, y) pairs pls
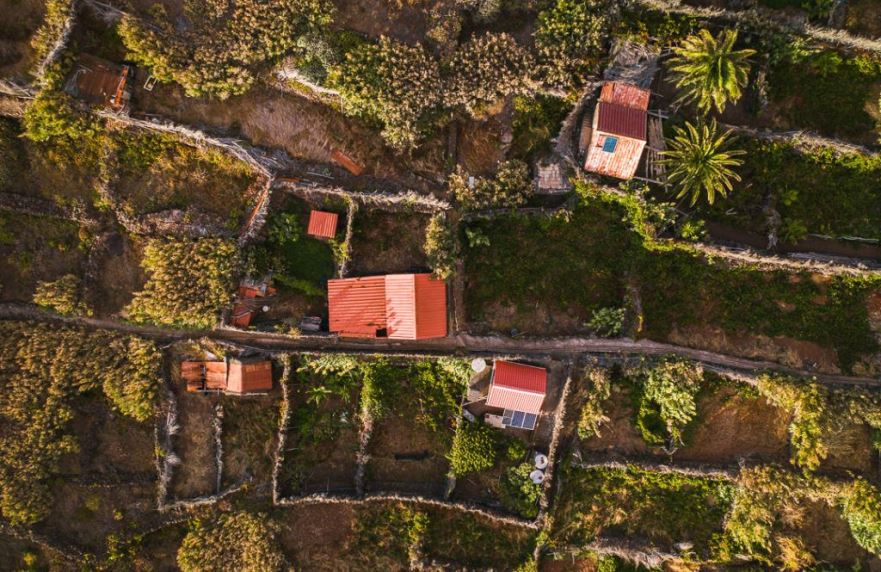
(471, 358), (487, 373)
(534, 453), (549, 470)
(530, 470), (545, 484)
(262, 305), (270, 312)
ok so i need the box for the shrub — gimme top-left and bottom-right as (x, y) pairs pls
(756, 375), (828, 471)
(505, 438), (527, 462)
(444, 33), (532, 116)
(424, 214), (458, 280)
(587, 307), (625, 338)
(533, 0), (611, 89)
(351, 504), (428, 566)
(30, 0), (74, 64)
(499, 462), (542, 518)
(450, 160), (532, 211)
(126, 237), (238, 329)
(577, 368), (611, 439)
(32, 274), (91, 316)
(630, 357), (703, 446)
(119, 0), (334, 99)
(329, 37), (443, 150)
(449, 421), (498, 476)
(839, 478), (881, 554)
(177, 512), (287, 572)
(0, 119), (24, 190)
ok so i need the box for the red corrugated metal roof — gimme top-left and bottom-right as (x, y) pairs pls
(328, 273), (447, 340)
(226, 359), (273, 394)
(600, 81), (651, 111)
(205, 361), (227, 390)
(71, 54), (128, 109)
(231, 302), (256, 327)
(307, 210), (339, 239)
(486, 361), (547, 415)
(597, 102), (646, 141)
(328, 276), (388, 338)
(492, 361), (547, 393)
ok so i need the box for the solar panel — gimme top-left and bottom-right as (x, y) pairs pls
(501, 409), (538, 430)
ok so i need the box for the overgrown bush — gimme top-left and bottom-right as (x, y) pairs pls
(119, 0), (334, 99)
(32, 274), (91, 316)
(577, 368), (611, 439)
(424, 214), (458, 280)
(450, 160), (532, 211)
(449, 421), (498, 476)
(444, 33), (532, 116)
(839, 478), (881, 554)
(756, 375), (828, 472)
(0, 322), (160, 524)
(587, 307), (625, 338)
(330, 37), (443, 149)
(533, 0), (612, 89)
(29, 0), (74, 64)
(177, 512), (287, 572)
(499, 462), (542, 519)
(126, 237), (238, 329)
(630, 357), (703, 447)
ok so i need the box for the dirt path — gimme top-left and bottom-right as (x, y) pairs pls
(2, 302), (879, 388)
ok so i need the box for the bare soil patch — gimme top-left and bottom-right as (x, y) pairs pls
(169, 390), (220, 500)
(800, 499), (870, 566)
(348, 209), (431, 275)
(676, 386), (791, 465)
(0, 213), (86, 303)
(822, 422), (875, 477)
(219, 391), (281, 489)
(277, 503), (357, 571)
(366, 413), (452, 496)
(87, 232), (146, 318)
(0, 0), (43, 82)
(668, 324), (841, 374)
(457, 109), (509, 176)
(329, 0), (441, 45)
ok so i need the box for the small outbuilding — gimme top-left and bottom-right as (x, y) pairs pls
(64, 54), (132, 111)
(485, 360), (547, 431)
(306, 210), (339, 239)
(583, 81), (651, 180)
(327, 273), (447, 340)
(181, 358), (273, 394)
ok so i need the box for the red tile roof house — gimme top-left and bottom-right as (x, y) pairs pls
(307, 210), (339, 240)
(583, 81), (651, 180)
(327, 273), (447, 339)
(181, 358), (273, 394)
(485, 361), (547, 430)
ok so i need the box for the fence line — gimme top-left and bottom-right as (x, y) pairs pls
(278, 180), (450, 213)
(271, 356), (293, 505)
(32, 0), (79, 88)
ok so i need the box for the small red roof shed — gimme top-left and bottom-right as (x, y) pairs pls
(65, 54), (130, 110)
(226, 359), (273, 394)
(486, 361), (547, 416)
(584, 81), (651, 180)
(327, 273), (447, 340)
(307, 210), (339, 239)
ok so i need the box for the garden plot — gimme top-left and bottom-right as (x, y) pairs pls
(275, 357), (362, 497)
(218, 391), (281, 490)
(84, 232), (146, 318)
(278, 503), (358, 571)
(110, 128), (260, 231)
(0, 212), (86, 304)
(0, 0), (44, 82)
(463, 186), (881, 374)
(248, 193), (346, 332)
(38, 395), (157, 554)
(347, 208), (432, 275)
(362, 358), (470, 497)
(450, 360), (567, 519)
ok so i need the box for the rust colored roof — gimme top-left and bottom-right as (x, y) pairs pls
(328, 273), (447, 340)
(331, 149), (365, 176)
(583, 131), (646, 180)
(596, 102), (646, 141)
(180, 361), (205, 383)
(386, 273), (447, 340)
(486, 361), (547, 415)
(328, 276), (388, 338)
(600, 81), (650, 111)
(68, 54), (128, 109)
(307, 210), (339, 239)
(226, 359), (273, 394)
(231, 302), (256, 328)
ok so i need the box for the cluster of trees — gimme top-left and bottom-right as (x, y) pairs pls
(628, 357), (704, 449)
(126, 237), (239, 329)
(118, 0), (334, 99)
(177, 511), (288, 571)
(423, 213), (458, 280)
(0, 322), (161, 525)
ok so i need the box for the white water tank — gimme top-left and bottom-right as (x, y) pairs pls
(534, 453), (549, 470)
(471, 358), (487, 373)
(530, 470), (545, 484)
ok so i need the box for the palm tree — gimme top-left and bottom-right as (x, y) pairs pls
(667, 29), (755, 115)
(662, 119), (745, 206)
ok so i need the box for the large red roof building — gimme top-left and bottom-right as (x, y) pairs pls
(583, 81), (651, 180)
(327, 273), (447, 340)
(485, 360), (548, 430)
